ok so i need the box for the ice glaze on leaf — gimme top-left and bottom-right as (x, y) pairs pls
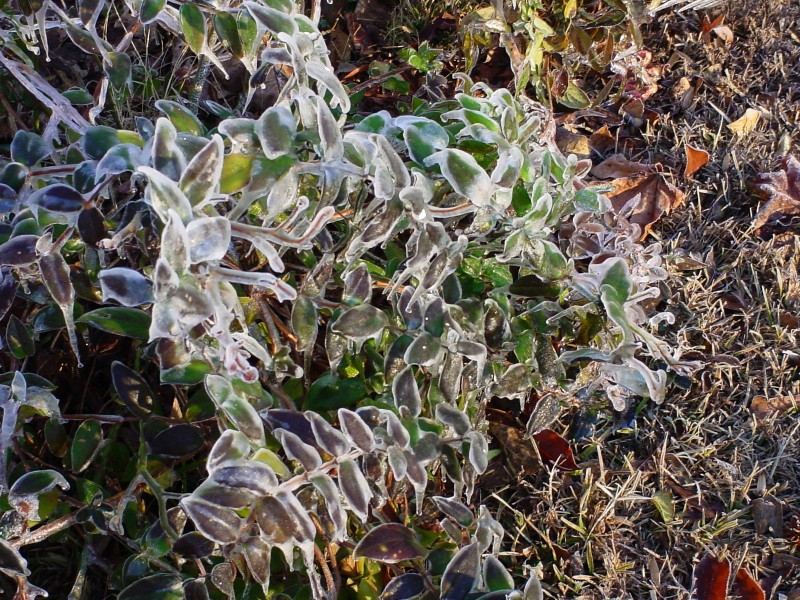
(353, 523), (425, 564)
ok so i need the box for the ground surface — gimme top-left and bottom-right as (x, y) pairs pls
(469, 0), (800, 598)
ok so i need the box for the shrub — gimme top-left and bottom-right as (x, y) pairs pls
(0, 0), (691, 598)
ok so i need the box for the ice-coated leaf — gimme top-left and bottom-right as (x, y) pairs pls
(332, 304), (388, 341)
(381, 573), (426, 600)
(354, 523), (425, 564)
(244, 1), (296, 36)
(104, 51), (132, 89)
(306, 61), (351, 112)
(155, 100), (205, 136)
(387, 445), (408, 480)
(70, 419), (103, 473)
(432, 496), (473, 527)
(441, 542), (480, 600)
(0, 538), (29, 576)
(182, 497), (242, 544)
(6, 314), (34, 360)
(186, 217), (230, 264)
(149, 423), (205, 460)
(306, 412), (350, 457)
(338, 458), (372, 520)
(466, 431), (489, 474)
(139, 0), (166, 24)
(180, 3), (206, 55)
(99, 268), (154, 306)
(274, 428), (322, 471)
(9, 469), (69, 521)
(343, 264), (371, 306)
(152, 118), (186, 181)
(338, 408), (375, 452)
(211, 461), (278, 495)
(95, 143), (142, 182)
(530, 239), (569, 281)
(207, 429), (251, 471)
(383, 410), (410, 448)
(291, 295), (318, 351)
(483, 299), (511, 350)
(434, 404), (470, 436)
(139, 166), (193, 223)
(311, 473), (347, 540)
(241, 536), (271, 586)
(220, 153), (254, 194)
(83, 125), (120, 160)
(214, 11), (244, 58)
(483, 555), (514, 592)
(77, 307), (151, 339)
(180, 135), (224, 207)
(77, 205), (106, 246)
(0, 235), (38, 266)
(28, 183), (84, 215)
(194, 480), (255, 509)
(523, 571), (544, 600)
(118, 574), (183, 600)
(439, 353), (463, 403)
(111, 361), (156, 417)
(254, 495), (296, 547)
(397, 287), (423, 330)
(10, 131), (49, 167)
(206, 375), (266, 444)
(183, 579), (210, 600)
(403, 332), (442, 368)
(173, 531), (215, 558)
(392, 366), (421, 417)
(396, 118), (449, 165)
(425, 149), (493, 207)
(256, 105), (296, 159)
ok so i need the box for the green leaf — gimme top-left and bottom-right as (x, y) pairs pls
(61, 87), (95, 105)
(70, 419), (104, 473)
(160, 359), (212, 385)
(139, 0), (167, 24)
(600, 258), (631, 305)
(557, 81), (591, 109)
(215, 12), (244, 58)
(219, 153), (254, 194)
(111, 361), (157, 418)
(118, 574), (183, 600)
(530, 239), (569, 280)
(77, 307), (151, 339)
(651, 490), (674, 522)
(245, 1), (297, 36)
(482, 555), (514, 592)
(83, 126), (120, 160)
(425, 149), (493, 207)
(154, 100), (205, 136)
(180, 3), (206, 55)
(402, 120), (449, 165)
(291, 296), (318, 350)
(6, 314), (35, 359)
(305, 372), (367, 410)
(104, 52), (132, 89)
(11, 131), (49, 167)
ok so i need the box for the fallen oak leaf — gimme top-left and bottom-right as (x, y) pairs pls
(750, 394), (798, 421)
(684, 144), (710, 178)
(728, 108), (762, 137)
(532, 429), (579, 470)
(751, 154), (800, 238)
(591, 153), (652, 179)
(733, 568), (765, 600)
(694, 554), (731, 600)
(605, 170), (686, 239)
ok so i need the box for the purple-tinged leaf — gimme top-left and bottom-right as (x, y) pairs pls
(306, 412), (350, 457)
(353, 523), (425, 564)
(274, 428), (322, 471)
(338, 459), (372, 521)
(99, 268), (154, 306)
(338, 408), (375, 453)
(440, 542), (480, 600)
(181, 497), (242, 545)
(392, 366), (421, 417)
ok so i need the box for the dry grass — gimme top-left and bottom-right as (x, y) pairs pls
(466, 0), (800, 597)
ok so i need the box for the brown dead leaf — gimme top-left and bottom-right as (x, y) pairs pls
(555, 127), (591, 159)
(694, 555), (731, 600)
(701, 15), (734, 45)
(750, 394), (798, 421)
(532, 429), (579, 471)
(487, 421), (541, 477)
(684, 144), (710, 178)
(734, 569), (765, 600)
(752, 496), (784, 536)
(605, 171), (686, 238)
(592, 154), (652, 179)
(728, 108), (762, 137)
(751, 155), (800, 238)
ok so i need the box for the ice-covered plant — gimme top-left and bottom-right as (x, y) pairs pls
(0, 0), (691, 597)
